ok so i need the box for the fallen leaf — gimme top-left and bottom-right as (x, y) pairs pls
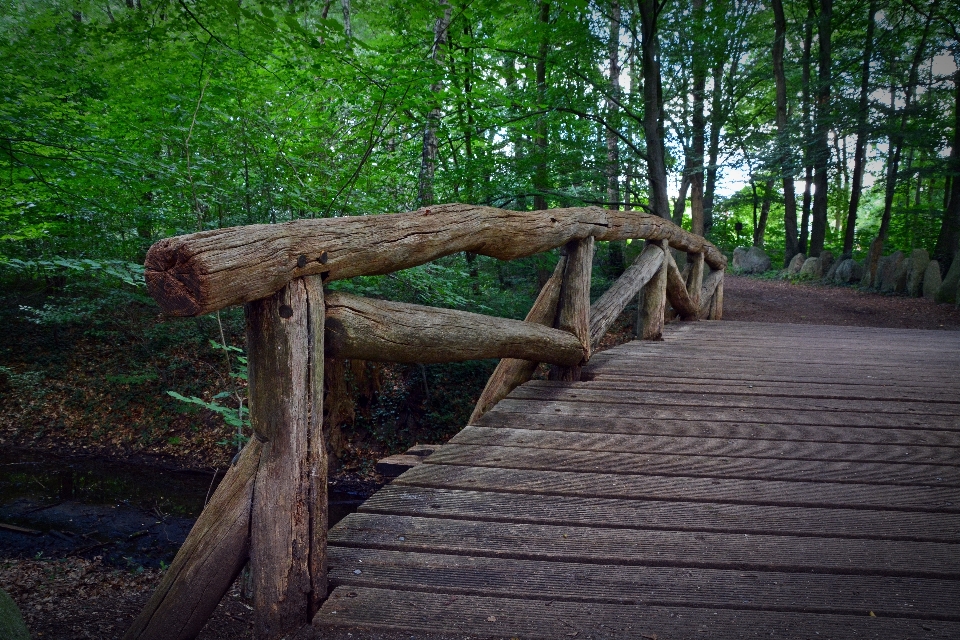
(869, 611), (876, 617)
(487, 616), (496, 622)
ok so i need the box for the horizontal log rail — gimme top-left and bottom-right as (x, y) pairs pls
(130, 203), (725, 640)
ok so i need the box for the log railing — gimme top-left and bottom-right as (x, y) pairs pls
(126, 203), (725, 640)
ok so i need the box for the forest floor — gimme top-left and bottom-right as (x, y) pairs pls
(3, 275), (960, 640)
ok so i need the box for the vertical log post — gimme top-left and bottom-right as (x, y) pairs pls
(686, 251), (705, 309)
(708, 276), (724, 320)
(549, 237), (594, 381)
(640, 240), (668, 339)
(245, 276), (327, 640)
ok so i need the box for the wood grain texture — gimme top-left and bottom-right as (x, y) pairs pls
(710, 277), (724, 319)
(639, 240), (668, 339)
(246, 277), (326, 639)
(588, 243), (663, 347)
(549, 238), (594, 381)
(698, 269), (724, 318)
(144, 204), (725, 316)
(123, 439), (261, 640)
(686, 250), (704, 308)
(468, 257), (567, 423)
(324, 291), (584, 366)
(663, 245), (698, 319)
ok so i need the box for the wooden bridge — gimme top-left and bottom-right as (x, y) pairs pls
(124, 203), (960, 639)
(316, 321), (960, 638)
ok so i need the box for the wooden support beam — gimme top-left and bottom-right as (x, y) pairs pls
(663, 248), (698, 320)
(550, 237), (594, 381)
(468, 256), (567, 424)
(145, 204), (726, 317)
(246, 276), (326, 640)
(686, 251), (705, 309)
(324, 291), (584, 366)
(709, 278), (724, 320)
(698, 270), (724, 319)
(123, 438), (262, 640)
(640, 240), (669, 340)
(589, 243), (664, 348)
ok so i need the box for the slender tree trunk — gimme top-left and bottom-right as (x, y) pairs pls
(638, 0), (669, 219)
(690, 0), (706, 236)
(606, 1), (625, 275)
(755, 180), (774, 248)
(878, 5), (935, 246)
(340, 0), (351, 39)
(772, 0), (799, 265)
(533, 1), (550, 211)
(844, 1), (874, 262)
(799, 2), (814, 254)
(934, 69), (960, 265)
(417, 1), (451, 208)
(704, 63), (724, 232)
(808, 0), (832, 258)
(672, 164), (691, 228)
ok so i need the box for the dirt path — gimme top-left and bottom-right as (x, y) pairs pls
(723, 275), (960, 330)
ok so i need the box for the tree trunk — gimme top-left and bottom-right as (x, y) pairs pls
(549, 237), (594, 380)
(772, 0), (799, 265)
(799, 2), (814, 254)
(533, 1), (550, 211)
(808, 0), (832, 258)
(933, 68), (960, 266)
(417, 1), (451, 208)
(690, 0), (707, 236)
(638, 0), (670, 219)
(606, 1), (625, 276)
(704, 63), (724, 233)
(754, 180), (774, 248)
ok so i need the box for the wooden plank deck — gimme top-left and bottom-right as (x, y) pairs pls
(314, 321), (960, 639)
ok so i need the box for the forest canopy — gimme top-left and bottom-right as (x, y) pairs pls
(1, 0), (958, 279)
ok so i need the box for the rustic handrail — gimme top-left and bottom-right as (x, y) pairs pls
(129, 203), (725, 640)
(145, 203), (726, 317)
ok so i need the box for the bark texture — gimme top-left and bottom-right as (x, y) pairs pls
(145, 204), (725, 317)
(549, 238), (594, 380)
(325, 291), (583, 366)
(639, 241), (668, 339)
(663, 249), (698, 321)
(246, 277), (326, 639)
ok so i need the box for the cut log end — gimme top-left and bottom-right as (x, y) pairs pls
(144, 240), (205, 317)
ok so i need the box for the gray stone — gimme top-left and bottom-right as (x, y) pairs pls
(878, 251), (905, 293)
(799, 257), (822, 278)
(892, 258), (911, 294)
(818, 250), (834, 277)
(832, 259), (864, 284)
(824, 258), (841, 281)
(732, 246), (772, 274)
(923, 260), (942, 300)
(936, 252), (960, 304)
(906, 248), (930, 297)
(786, 253), (806, 275)
(0, 588), (29, 640)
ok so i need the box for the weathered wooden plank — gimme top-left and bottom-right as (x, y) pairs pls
(589, 243), (664, 346)
(473, 410), (960, 446)
(123, 438), (261, 640)
(698, 269), (723, 318)
(531, 378), (960, 403)
(326, 548), (960, 619)
(144, 204), (726, 317)
(315, 586), (960, 639)
(394, 464), (960, 513)
(468, 256), (566, 423)
(506, 385), (960, 416)
(449, 425), (960, 466)
(583, 365), (960, 387)
(549, 237), (594, 380)
(490, 397), (960, 429)
(246, 276), (326, 639)
(324, 290), (584, 365)
(360, 484), (960, 542)
(425, 443), (960, 487)
(686, 251), (704, 308)
(328, 512), (960, 577)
